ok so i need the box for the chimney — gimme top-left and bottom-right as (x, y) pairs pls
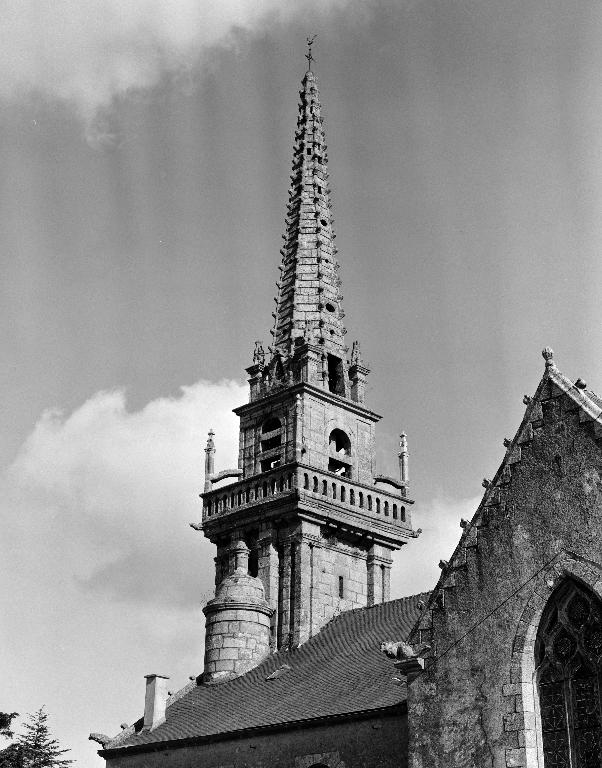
(143, 674), (169, 731)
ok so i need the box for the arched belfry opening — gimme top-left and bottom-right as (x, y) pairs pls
(535, 579), (602, 767)
(328, 428), (352, 477)
(260, 416), (283, 472)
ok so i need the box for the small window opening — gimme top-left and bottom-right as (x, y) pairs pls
(313, 476), (319, 493)
(325, 302), (336, 313)
(320, 218), (328, 227)
(400, 506), (406, 522)
(384, 501), (389, 516)
(338, 576), (344, 599)
(359, 492), (364, 508)
(350, 489), (355, 505)
(367, 495), (372, 511)
(392, 504), (397, 519)
(248, 548), (259, 577)
(327, 354), (345, 395)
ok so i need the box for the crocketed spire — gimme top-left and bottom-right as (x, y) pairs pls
(271, 68), (345, 358)
(245, 59), (368, 403)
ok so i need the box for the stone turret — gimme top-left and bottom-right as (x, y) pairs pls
(202, 541), (273, 683)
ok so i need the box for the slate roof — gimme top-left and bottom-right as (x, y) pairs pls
(103, 593), (427, 754)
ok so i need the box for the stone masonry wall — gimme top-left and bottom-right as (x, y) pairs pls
(103, 711), (407, 768)
(303, 392), (376, 484)
(204, 607), (271, 681)
(406, 378), (602, 768)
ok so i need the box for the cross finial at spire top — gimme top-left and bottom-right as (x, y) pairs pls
(305, 34), (317, 71)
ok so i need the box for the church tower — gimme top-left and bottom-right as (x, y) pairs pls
(196, 52), (417, 682)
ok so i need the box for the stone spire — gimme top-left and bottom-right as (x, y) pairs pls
(271, 64), (345, 359)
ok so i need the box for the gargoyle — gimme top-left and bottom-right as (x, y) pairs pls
(380, 640), (431, 660)
(89, 733), (112, 748)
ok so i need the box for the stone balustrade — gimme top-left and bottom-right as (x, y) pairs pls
(202, 463), (409, 526)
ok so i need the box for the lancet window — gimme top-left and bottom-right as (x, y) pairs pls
(535, 579), (602, 768)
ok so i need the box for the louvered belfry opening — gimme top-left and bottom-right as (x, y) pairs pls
(535, 579), (602, 767)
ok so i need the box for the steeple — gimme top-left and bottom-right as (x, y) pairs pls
(245, 48), (362, 404)
(272, 64), (344, 359)
(196, 50), (417, 669)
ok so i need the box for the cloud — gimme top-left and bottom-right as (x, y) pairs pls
(0, 0), (355, 121)
(2, 379), (245, 605)
(0, 378), (479, 765)
(0, 378), (246, 765)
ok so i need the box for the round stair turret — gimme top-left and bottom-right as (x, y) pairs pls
(202, 541), (273, 683)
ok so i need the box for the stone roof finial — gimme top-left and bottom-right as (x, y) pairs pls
(399, 432), (409, 487)
(204, 430), (216, 491)
(542, 347), (555, 369)
(253, 341), (265, 367)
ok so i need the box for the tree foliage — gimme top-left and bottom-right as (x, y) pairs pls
(0, 715), (18, 741)
(0, 709), (72, 768)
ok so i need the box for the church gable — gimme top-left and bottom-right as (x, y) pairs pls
(405, 348), (602, 768)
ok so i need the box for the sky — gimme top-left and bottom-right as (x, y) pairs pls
(2, 0), (602, 765)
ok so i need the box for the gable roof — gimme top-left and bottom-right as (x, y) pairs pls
(102, 593), (427, 755)
(410, 347), (602, 643)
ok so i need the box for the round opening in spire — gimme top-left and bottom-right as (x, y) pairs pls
(325, 302), (336, 313)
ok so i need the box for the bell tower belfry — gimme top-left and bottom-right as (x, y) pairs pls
(195, 53), (417, 678)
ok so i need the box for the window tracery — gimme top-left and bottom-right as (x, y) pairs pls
(535, 580), (602, 768)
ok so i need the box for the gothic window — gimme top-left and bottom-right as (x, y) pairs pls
(535, 579), (602, 768)
(338, 576), (344, 599)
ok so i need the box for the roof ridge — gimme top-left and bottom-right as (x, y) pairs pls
(409, 349), (602, 645)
